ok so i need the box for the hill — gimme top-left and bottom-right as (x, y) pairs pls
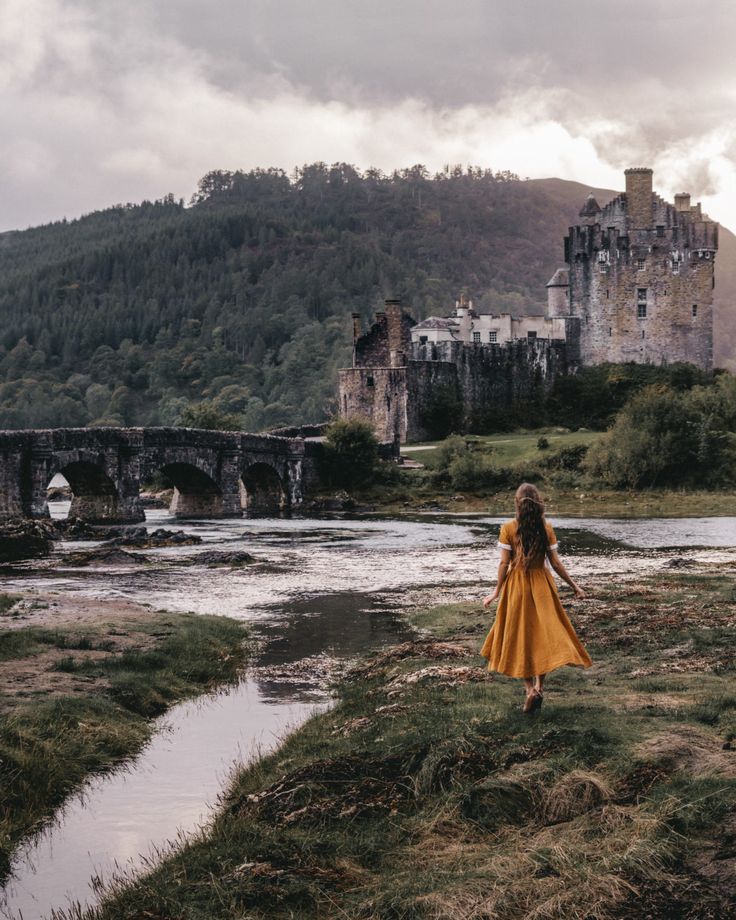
(0, 165), (732, 430)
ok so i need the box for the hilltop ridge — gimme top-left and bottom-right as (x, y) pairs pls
(0, 165), (733, 431)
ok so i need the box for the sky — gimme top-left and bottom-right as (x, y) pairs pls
(3, 0), (736, 231)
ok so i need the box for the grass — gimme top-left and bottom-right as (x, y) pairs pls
(0, 611), (250, 880)
(362, 428), (736, 517)
(74, 572), (736, 919)
(402, 428), (601, 470)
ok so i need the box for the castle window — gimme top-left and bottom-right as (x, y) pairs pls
(637, 259), (646, 271)
(489, 330), (498, 343)
(419, 335), (428, 344)
(637, 288), (647, 318)
(599, 263), (608, 274)
(692, 304), (698, 317)
(366, 375), (375, 387)
(656, 225), (664, 237)
(609, 327), (612, 337)
(473, 331), (481, 343)
(527, 331), (537, 341)
(672, 262), (680, 274)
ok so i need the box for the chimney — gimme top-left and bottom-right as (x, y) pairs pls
(624, 167), (654, 229)
(675, 192), (691, 213)
(351, 312), (361, 342)
(384, 298), (405, 367)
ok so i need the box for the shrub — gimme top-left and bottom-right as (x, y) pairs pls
(320, 419), (379, 489)
(537, 436), (549, 450)
(585, 385), (732, 488)
(543, 444), (589, 471)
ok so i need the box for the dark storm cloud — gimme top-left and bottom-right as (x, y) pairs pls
(2, 0), (736, 230)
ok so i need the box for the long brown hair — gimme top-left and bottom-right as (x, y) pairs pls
(513, 483), (548, 570)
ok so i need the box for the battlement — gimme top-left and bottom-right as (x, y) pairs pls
(565, 167), (717, 371)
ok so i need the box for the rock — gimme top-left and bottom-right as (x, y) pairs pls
(106, 528), (202, 548)
(195, 550), (256, 567)
(63, 546), (148, 566)
(665, 557), (694, 568)
(139, 489), (174, 508)
(452, 494), (466, 502)
(53, 519), (146, 542)
(0, 520), (54, 562)
(46, 486), (72, 501)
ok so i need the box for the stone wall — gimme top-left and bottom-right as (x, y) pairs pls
(353, 305), (415, 368)
(338, 366), (410, 442)
(0, 427), (313, 521)
(412, 338), (570, 432)
(567, 179), (718, 371)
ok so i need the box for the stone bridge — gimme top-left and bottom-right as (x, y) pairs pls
(0, 427), (320, 522)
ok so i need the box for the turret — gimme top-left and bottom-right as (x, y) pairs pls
(579, 193), (601, 225)
(546, 268), (569, 317)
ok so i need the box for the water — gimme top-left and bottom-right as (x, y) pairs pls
(2, 508), (736, 919)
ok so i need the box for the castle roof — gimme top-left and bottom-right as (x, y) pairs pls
(579, 193), (601, 218)
(412, 316), (459, 331)
(546, 268), (569, 288)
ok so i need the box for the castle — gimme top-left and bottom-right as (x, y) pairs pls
(338, 167), (719, 442)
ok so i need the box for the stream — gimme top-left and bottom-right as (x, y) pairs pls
(1, 509), (736, 918)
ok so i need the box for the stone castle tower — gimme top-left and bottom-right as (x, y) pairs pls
(560, 167), (718, 370)
(338, 166), (720, 442)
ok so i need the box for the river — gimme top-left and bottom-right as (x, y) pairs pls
(1, 509), (735, 919)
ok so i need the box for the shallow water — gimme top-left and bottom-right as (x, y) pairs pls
(1, 508), (735, 919)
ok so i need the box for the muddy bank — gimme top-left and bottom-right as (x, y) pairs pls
(0, 595), (250, 881)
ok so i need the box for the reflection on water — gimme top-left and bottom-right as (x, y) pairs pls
(1, 683), (318, 920)
(2, 508), (736, 919)
(0, 584), (413, 920)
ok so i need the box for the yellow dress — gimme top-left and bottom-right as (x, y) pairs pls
(480, 519), (592, 678)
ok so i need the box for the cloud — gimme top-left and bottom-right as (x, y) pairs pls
(2, 0), (736, 231)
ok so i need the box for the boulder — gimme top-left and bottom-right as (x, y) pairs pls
(0, 520), (54, 562)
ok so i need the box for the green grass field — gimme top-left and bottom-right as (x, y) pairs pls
(401, 428), (602, 470)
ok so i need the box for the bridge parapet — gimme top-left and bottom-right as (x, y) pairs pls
(0, 427), (311, 523)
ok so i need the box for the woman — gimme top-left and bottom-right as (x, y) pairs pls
(480, 482), (591, 713)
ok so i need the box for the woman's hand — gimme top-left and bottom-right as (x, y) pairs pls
(573, 584), (586, 599)
(483, 588), (499, 607)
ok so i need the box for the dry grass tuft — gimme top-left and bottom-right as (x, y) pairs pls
(542, 770), (613, 824)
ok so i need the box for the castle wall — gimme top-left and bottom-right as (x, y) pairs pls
(567, 187), (717, 371)
(338, 366), (409, 442)
(353, 310), (415, 367)
(411, 338), (570, 432)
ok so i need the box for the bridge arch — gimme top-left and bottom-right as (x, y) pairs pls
(241, 461), (288, 514)
(151, 461), (224, 519)
(46, 458), (120, 522)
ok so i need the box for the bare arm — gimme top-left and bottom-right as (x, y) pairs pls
(547, 548), (585, 598)
(483, 548), (511, 607)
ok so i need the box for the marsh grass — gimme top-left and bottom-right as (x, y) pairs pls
(0, 612), (249, 879)
(70, 575), (736, 919)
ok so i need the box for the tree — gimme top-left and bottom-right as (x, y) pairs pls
(177, 401), (242, 431)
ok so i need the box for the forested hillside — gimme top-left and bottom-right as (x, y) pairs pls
(0, 164), (733, 430)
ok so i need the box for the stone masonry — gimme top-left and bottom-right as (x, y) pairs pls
(566, 168), (717, 370)
(0, 427), (312, 522)
(339, 167), (719, 442)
